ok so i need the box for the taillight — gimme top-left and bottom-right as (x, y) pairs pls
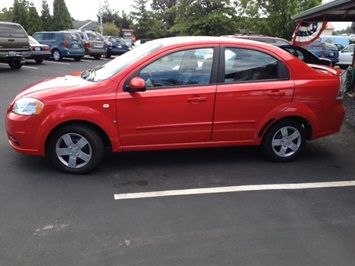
(84, 41), (90, 48)
(63, 41), (68, 48)
(336, 71), (347, 100)
(43, 46), (50, 51)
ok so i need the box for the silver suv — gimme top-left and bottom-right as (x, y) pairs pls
(67, 30), (106, 59)
(0, 22), (30, 69)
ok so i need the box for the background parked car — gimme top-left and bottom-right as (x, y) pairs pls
(25, 36), (51, 64)
(224, 35), (332, 66)
(132, 38), (152, 47)
(279, 45), (332, 66)
(336, 44), (354, 69)
(304, 41), (339, 66)
(0, 21), (29, 69)
(104, 36), (129, 58)
(32, 31), (85, 61)
(68, 30), (106, 59)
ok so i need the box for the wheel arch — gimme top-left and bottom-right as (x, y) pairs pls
(259, 116), (313, 141)
(45, 120), (111, 155)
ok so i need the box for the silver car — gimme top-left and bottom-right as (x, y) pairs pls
(68, 30), (106, 59)
(337, 44), (354, 69)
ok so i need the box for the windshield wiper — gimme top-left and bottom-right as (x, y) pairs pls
(81, 65), (102, 81)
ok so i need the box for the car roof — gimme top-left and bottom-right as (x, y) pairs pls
(150, 36), (277, 47)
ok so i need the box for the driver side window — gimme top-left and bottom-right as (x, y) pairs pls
(140, 48), (214, 89)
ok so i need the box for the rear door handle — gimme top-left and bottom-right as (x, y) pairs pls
(187, 96), (207, 103)
(267, 90), (286, 96)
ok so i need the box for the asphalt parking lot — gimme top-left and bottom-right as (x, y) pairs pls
(1, 57), (354, 266)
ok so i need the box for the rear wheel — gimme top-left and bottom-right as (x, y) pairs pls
(52, 49), (62, 61)
(8, 61), (22, 69)
(94, 55), (101, 60)
(47, 125), (105, 174)
(262, 120), (305, 162)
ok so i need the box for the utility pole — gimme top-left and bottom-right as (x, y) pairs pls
(99, 0), (103, 35)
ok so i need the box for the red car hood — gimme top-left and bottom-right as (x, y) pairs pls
(15, 72), (95, 100)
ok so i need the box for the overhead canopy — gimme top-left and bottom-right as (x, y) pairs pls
(292, 0), (355, 68)
(292, 0), (355, 22)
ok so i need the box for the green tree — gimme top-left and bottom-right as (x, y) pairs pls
(119, 11), (133, 30)
(170, 0), (238, 36)
(103, 22), (120, 36)
(12, 0), (29, 29)
(52, 0), (73, 30)
(131, 0), (165, 39)
(236, 0), (322, 40)
(98, 0), (133, 34)
(151, 0), (177, 36)
(0, 7), (13, 22)
(27, 3), (43, 35)
(41, 0), (52, 31)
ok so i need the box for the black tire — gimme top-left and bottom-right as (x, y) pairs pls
(94, 55), (101, 60)
(52, 49), (62, 61)
(35, 59), (44, 64)
(262, 119), (305, 162)
(8, 61), (22, 69)
(47, 125), (105, 174)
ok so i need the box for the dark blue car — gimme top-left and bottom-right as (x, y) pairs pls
(305, 41), (339, 66)
(104, 36), (129, 58)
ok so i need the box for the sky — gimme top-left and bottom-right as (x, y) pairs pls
(0, 0), (352, 30)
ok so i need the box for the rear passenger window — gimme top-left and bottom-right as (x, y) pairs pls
(43, 33), (55, 40)
(224, 48), (289, 83)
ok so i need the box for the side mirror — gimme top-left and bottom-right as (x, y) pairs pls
(126, 77), (146, 93)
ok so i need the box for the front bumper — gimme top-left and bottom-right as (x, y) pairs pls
(6, 111), (45, 156)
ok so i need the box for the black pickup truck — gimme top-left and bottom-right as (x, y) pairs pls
(0, 21), (30, 69)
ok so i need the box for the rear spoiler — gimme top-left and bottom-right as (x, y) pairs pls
(307, 64), (342, 76)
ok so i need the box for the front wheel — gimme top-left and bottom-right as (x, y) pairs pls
(262, 120), (305, 162)
(47, 125), (105, 174)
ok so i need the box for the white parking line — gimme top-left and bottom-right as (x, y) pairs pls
(44, 61), (71, 65)
(114, 180), (355, 200)
(22, 65), (39, 69)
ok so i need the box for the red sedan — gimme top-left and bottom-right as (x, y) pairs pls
(6, 37), (346, 174)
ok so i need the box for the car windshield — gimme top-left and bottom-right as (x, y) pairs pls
(81, 41), (162, 81)
(111, 37), (126, 43)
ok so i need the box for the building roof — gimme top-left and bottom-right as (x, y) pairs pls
(73, 20), (99, 31)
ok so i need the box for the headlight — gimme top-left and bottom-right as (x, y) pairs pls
(12, 98), (44, 115)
